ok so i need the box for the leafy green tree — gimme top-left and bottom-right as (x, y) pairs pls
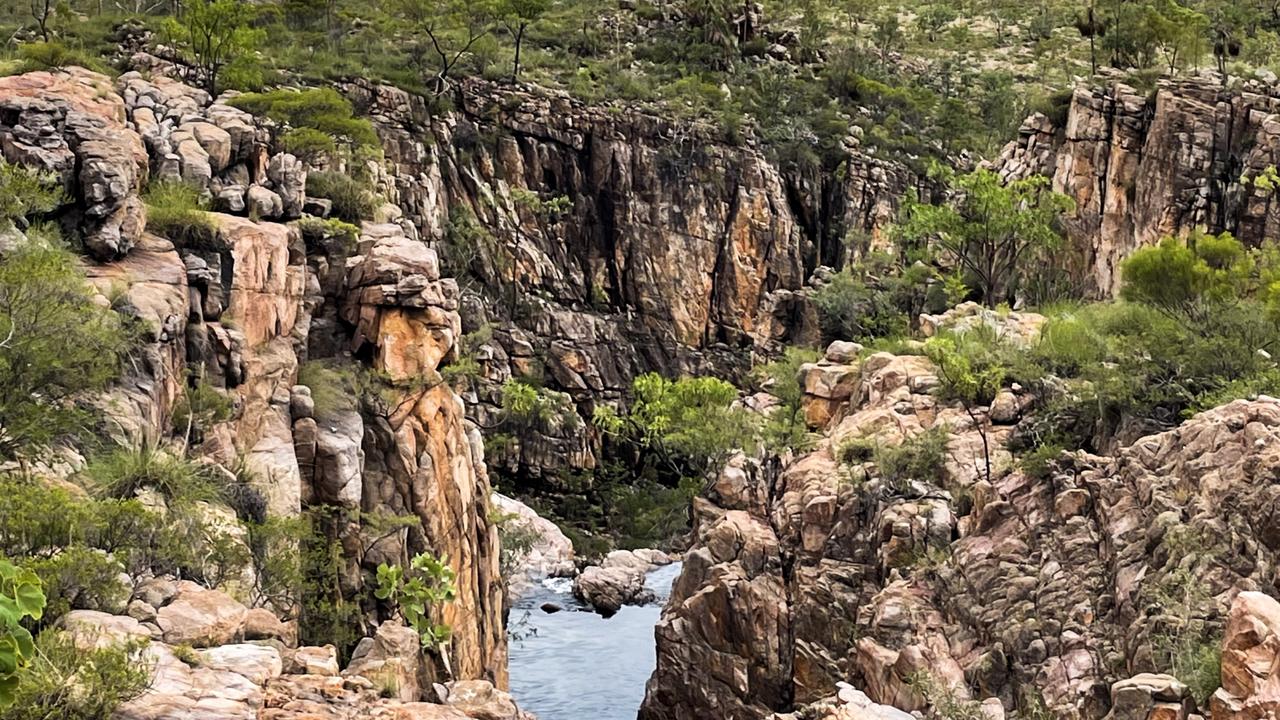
(165, 0), (264, 95)
(898, 165), (1075, 308)
(375, 552), (458, 657)
(497, 0), (549, 81)
(593, 373), (757, 483)
(1149, 0), (1210, 73)
(0, 241), (134, 459)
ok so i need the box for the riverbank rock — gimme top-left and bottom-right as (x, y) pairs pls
(491, 493), (575, 598)
(572, 548), (673, 617)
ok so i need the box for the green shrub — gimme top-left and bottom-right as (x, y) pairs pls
(227, 88), (378, 155)
(0, 240), (135, 459)
(282, 127), (338, 161)
(305, 171), (376, 223)
(0, 629), (149, 720)
(0, 556), (45, 707)
(143, 181), (221, 250)
(0, 159), (64, 230)
(296, 360), (361, 418)
(296, 216), (360, 257)
(755, 346), (820, 452)
(873, 426), (950, 490)
(375, 552), (458, 650)
(500, 380), (579, 433)
(86, 445), (224, 503)
(15, 41), (110, 74)
(171, 371), (234, 444)
(593, 373), (757, 482)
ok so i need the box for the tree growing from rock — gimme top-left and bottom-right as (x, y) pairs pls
(898, 165), (1074, 308)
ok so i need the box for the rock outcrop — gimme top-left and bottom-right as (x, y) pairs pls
(60, 601), (528, 720)
(1211, 591), (1280, 720)
(643, 314), (1280, 720)
(571, 549), (672, 617)
(996, 75), (1280, 297)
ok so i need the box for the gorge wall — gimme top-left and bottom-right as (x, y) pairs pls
(997, 75), (1280, 297)
(342, 77), (917, 485)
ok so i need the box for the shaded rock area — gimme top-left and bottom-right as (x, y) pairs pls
(641, 305), (1280, 720)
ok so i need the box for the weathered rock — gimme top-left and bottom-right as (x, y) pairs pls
(573, 564), (653, 617)
(645, 360), (1280, 720)
(288, 645), (341, 676)
(0, 68), (148, 259)
(344, 621), (424, 702)
(1211, 591), (1280, 720)
(155, 581), (249, 647)
(997, 78), (1280, 297)
(491, 492), (575, 598)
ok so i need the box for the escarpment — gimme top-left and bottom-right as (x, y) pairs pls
(0, 64), (506, 689)
(997, 75), (1280, 297)
(642, 305), (1280, 720)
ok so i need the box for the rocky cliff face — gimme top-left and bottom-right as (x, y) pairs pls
(996, 75), (1280, 297)
(642, 306), (1280, 720)
(0, 65), (505, 686)
(342, 77), (916, 485)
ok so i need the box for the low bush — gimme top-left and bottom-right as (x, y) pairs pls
(305, 171), (376, 223)
(296, 360), (362, 418)
(15, 41), (111, 74)
(143, 181), (221, 250)
(0, 629), (149, 720)
(227, 88), (379, 155)
(874, 426), (950, 490)
(86, 445), (224, 504)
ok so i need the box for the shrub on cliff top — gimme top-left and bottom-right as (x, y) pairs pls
(227, 88), (378, 155)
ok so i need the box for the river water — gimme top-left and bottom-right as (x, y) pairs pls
(508, 562), (683, 720)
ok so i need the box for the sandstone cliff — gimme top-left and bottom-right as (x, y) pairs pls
(997, 75), (1280, 297)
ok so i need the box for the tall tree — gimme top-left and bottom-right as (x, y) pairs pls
(898, 165), (1075, 308)
(166, 0), (263, 95)
(498, 0), (548, 82)
(385, 0), (496, 93)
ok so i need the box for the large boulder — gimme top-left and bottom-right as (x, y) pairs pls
(154, 581), (249, 647)
(573, 564), (653, 617)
